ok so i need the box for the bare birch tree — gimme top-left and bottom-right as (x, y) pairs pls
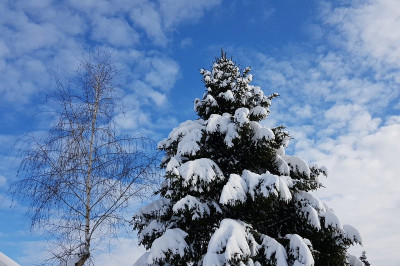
(11, 49), (159, 265)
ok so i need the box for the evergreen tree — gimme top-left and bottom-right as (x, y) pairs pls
(133, 52), (363, 265)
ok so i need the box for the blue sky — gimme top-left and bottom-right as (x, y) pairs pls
(0, 0), (399, 265)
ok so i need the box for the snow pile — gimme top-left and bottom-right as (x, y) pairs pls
(275, 155), (291, 176)
(0, 252), (20, 266)
(133, 198), (171, 238)
(202, 222), (316, 266)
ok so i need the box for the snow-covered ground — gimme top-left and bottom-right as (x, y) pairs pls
(0, 252), (19, 266)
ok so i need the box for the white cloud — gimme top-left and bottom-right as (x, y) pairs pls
(14, 22), (63, 54)
(0, 55), (50, 102)
(259, 36), (400, 263)
(91, 16), (140, 47)
(110, 51), (180, 133)
(144, 57), (180, 91)
(129, 0), (222, 46)
(159, 0), (222, 29)
(115, 110), (150, 131)
(289, 104), (313, 119)
(130, 2), (167, 46)
(0, 0), (218, 105)
(16, 0), (53, 9)
(128, 80), (168, 107)
(322, 0), (400, 69)
(241, 48), (397, 132)
(251, 59), (399, 265)
(323, 104), (381, 136)
(146, 89), (167, 106)
(0, 0), (226, 113)
(386, 115), (400, 125)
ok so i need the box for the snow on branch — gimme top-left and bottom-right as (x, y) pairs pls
(347, 253), (364, 266)
(147, 228), (189, 264)
(219, 174), (248, 205)
(203, 219), (258, 265)
(172, 195), (210, 220)
(294, 191), (326, 230)
(280, 154), (311, 177)
(134, 198), (171, 218)
(220, 170), (292, 205)
(206, 113), (238, 147)
(343, 225), (363, 245)
(260, 235), (288, 266)
(166, 157), (181, 172)
(319, 210), (343, 230)
(177, 127), (203, 156)
(158, 119), (204, 151)
(250, 121), (274, 142)
(139, 220), (166, 242)
(294, 191), (325, 212)
(218, 90), (235, 101)
(285, 234), (314, 266)
(178, 158), (225, 192)
(299, 205), (321, 230)
(233, 108), (250, 126)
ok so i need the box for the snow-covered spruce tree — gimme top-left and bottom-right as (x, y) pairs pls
(133, 52), (363, 266)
